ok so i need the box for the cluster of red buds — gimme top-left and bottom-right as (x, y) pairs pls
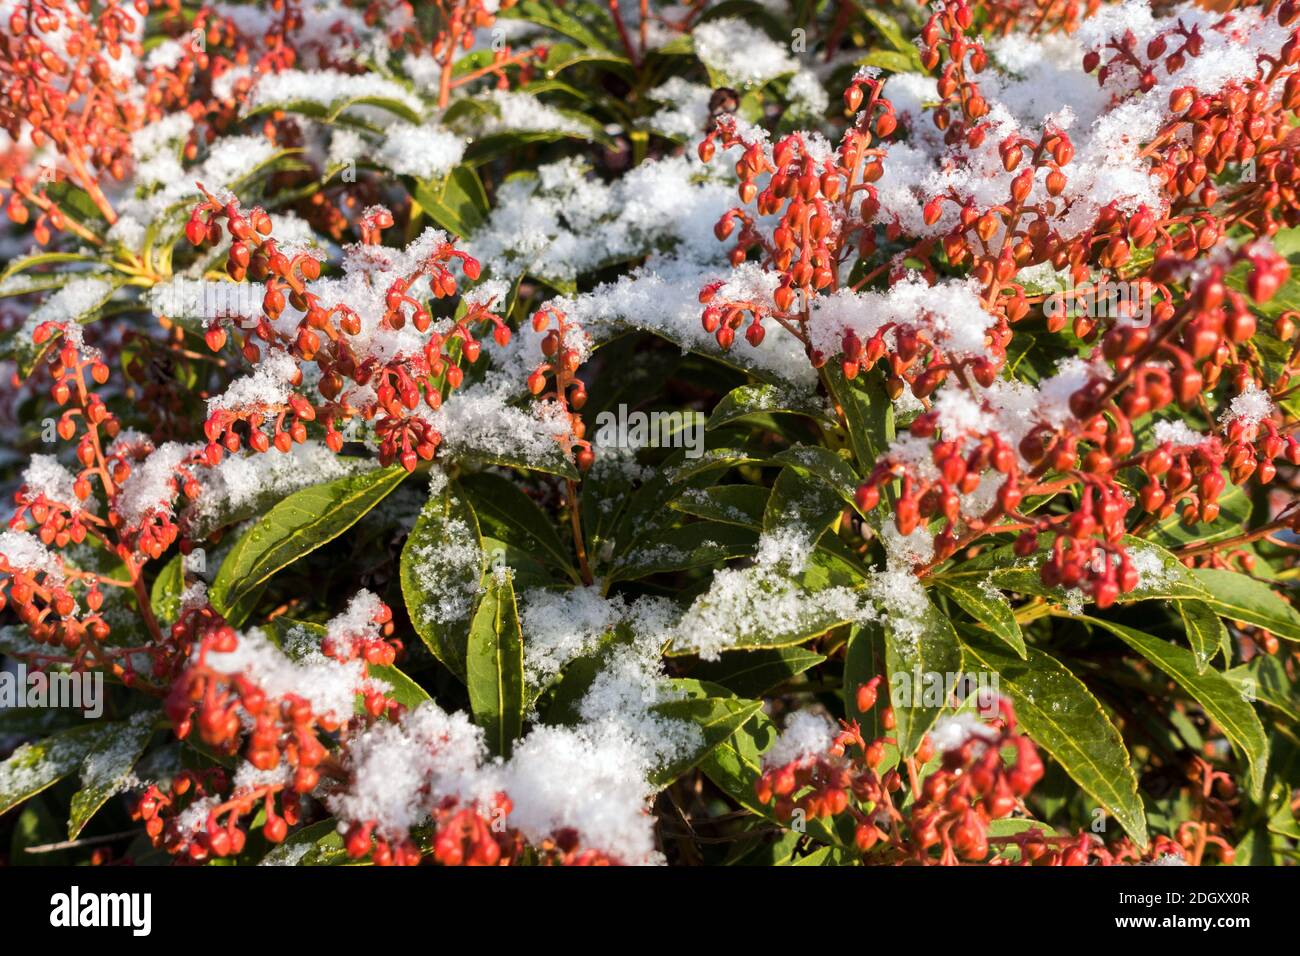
(906, 704), (1044, 864)
(343, 791), (519, 867)
(983, 0), (1100, 38)
(0, 0), (148, 231)
(695, 82), (901, 346)
(181, 191), (510, 473)
(421, 0), (548, 109)
(754, 683), (1057, 864)
(526, 306), (594, 473)
(131, 766), (303, 863)
(143, 597), (410, 860)
(0, 536), (111, 656)
(165, 600), (393, 785)
(104, 434), (204, 560)
(1083, 5), (1300, 241)
(754, 683), (1191, 865)
(856, 413), (1024, 562)
(919, 0), (991, 141)
(2, 319), (174, 667)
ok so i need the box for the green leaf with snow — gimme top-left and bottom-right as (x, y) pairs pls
(689, 646), (826, 698)
(0, 724), (106, 816)
(769, 445), (862, 512)
(667, 557), (863, 657)
(883, 594), (963, 757)
(400, 477), (486, 681)
(670, 484), (769, 528)
(707, 383), (836, 430)
(763, 467), (845, 538)
(957, 631), (1148, 847)
(68, 712), (157, 839)
(611, 521), (760, 581)
(649, 682), (765, 788)
(466, 573), (526, 758)
(259, 818), (355, 867)
(211, 466), (407, 618)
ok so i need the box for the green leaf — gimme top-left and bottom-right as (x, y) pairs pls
(689, 647), (825, 698)
(184, 458), (376, 539)
(367, 664), (432, 710)
(1191, 568), (1300, 642)
(844, 621), (893, 751)
(413, 165), (490, 238)
(763, 466), (845, 537)
(1078, 616), (1270, 799)
(68, 712), (156, 839)
(245, 93), (421, 125)
(0, 724), (105, 816)
(769, 445), (862, 512)
(936, 579), (1026, 658)
(669, 568), (860, 655)
(611, 521), (760, 581)
(648, 686), (765, 788)
(707, 383), (835, 430)
(400, 477), (485, 681)
(670, 484), (769, 528)
(1178, 599), (1228, 673)
(884, 595), (963, 757)
(210, 466), (406, 616)
(459, 472), (574, 577)
(663, 447), (767, 484)
(258, 818), (355, 866)
(1152, 483), (1251, 549)
(0, 252), (98, 284)
(455, 437), (579, 479)
(859, 6), (922, 57)
(958, 631), (1148, 846)
(149, 552), (185, 627)
(1225, 655), (1298, 722)
(5, 276), (119, 376)
(503, 0), (619, 53)
(466, 573), (525, 757)
(823, 365), (893, 474)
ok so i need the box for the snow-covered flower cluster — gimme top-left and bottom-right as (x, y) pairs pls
(0, 0), (1292, 872)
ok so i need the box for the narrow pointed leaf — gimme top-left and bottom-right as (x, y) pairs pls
(400, 477), (485, 680)
(1079, 616), (1269, 799)
(211, 466), (407, 615)
(466, 574), (525, 757)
